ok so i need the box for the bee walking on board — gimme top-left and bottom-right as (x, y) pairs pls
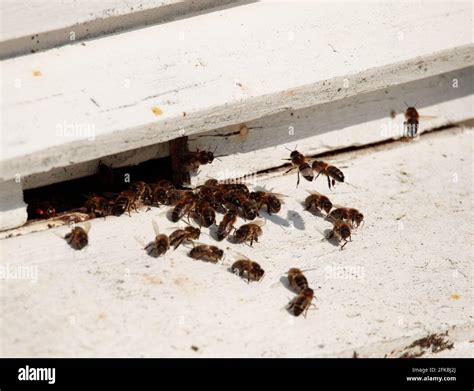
(112, 190), (138, 216)
(284, 147), (314, 187)
(136, 220), (170, 257)
(288, 288), (315, 317)
(250, 190), (286, 215)
(287, 268), (310, 294)
(216, 208), (237, 241)
(171, 191), (197, 222)
(312, 160), (345, 190)
(231, 254), (265, 283)
(181, 147), (218, 173)
(327, 218), (352, 250)
(233, 220), (265, 246)
(129, 181), (153, 205)
(404, 105), (420, 138)
(328, 206), (364, 228)
(84, 195), (111, 218)
(304, 191), (333, 215)
(188, 242), (224, 263)
(63, 222), (91, 250)
(169, 226), (201, 250)
(393, 103), (436, 139)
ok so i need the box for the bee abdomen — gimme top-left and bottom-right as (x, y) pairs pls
(328, 166), (344, 182)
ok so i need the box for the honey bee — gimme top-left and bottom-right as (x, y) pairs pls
(287, 268), (309, 293)
(64, 222), (90, 250)
(84, 195), (111, 218)
(129, 181), (152, 205)
(327, 218), (352, 250)
(234, 220), (265, 246)
(142, 220), (170, 257)
(328, 206), (364, 228)
(312, 160), (345, 190)
(404, 105), (419, 138)
(113, 190), (138, 216)
(181, 148), (217, 172)
(222, 189), (259, 220)
(171, 191), (197, 222)
(304, 191), (333, 214)
(216, 208), (237, 241)
(250, 190), (285, 215)
(149, 180), (175, 206)
(169, 226), (201, 249)
(28, 200), (56, 219)
(231, 255), (265, 283)
(189, 243), (224, 263)
(193, 200), (216, 227)
(284, 148), (314, 186)
(288, 287), (315, 317)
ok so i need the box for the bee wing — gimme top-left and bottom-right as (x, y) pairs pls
(331, 204), (346, 209)
(305, 190), (328, 197)
(52, 230), (65, 240)
(152, 220), (160, 235)
(81, 221), (91, 234)
(134, 236), (146, 248)
(253, 219), (267, 227)
(418, 115), (437, 121)
(231, 251), (251, 261)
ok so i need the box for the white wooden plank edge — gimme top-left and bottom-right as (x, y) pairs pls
(14, 65), (473, 191)
(0, 127), (471, 357)
(0, 179), (27, 231)
(0, 0), (241, 59)
(1, 2), (472, 182)
(2, 45), (473, 185)
(189, 67), (474, 185)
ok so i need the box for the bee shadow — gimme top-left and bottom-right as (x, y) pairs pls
(323, 228), (340, 247)
(300, 201), (326, 219)
(286, 210), (305, 230)
(260, 211), (291, 228)
(208, 224), (222, 241)
(279, 275), (296, 293)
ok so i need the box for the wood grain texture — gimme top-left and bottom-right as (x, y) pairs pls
(1, 2), (472, 183)
(0, 127), (472, 357)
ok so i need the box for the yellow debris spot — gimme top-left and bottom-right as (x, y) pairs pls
(151, 106), (163, 116)
(450, 293), (461, 300)
(32, 69), (42, 77)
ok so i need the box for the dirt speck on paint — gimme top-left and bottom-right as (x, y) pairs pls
(32, 69), (42, 77)
(151, 106), (163, 116)
(398, 331), (454, 358)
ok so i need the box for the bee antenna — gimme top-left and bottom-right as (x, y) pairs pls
(404, 101), (409, 108)
(285, 147), (293, 152)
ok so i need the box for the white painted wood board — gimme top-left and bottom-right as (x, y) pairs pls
(0, 0), (240, 58)
(1, 2), (472, 183)
(0, 127), (472, 357)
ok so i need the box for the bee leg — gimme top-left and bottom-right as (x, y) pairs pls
(296, 171), (300, 187)
(327, 175), (332, 190)
(340, 240), (348, 250)
(303, 307), (309, 318)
